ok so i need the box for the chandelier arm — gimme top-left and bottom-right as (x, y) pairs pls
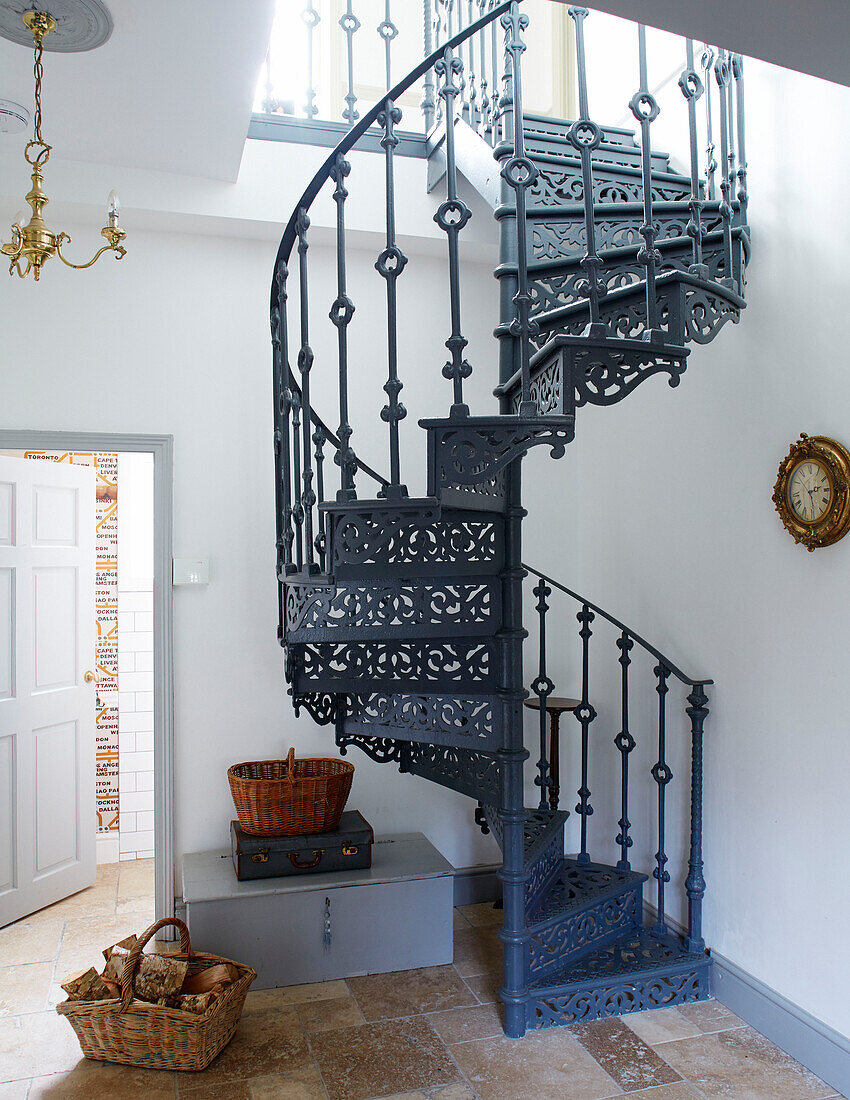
(54, 233), (127, 270)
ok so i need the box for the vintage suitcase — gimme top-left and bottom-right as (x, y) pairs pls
(231, 810), (374, 881)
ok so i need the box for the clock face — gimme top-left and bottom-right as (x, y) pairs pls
(788, 458), (831, 524)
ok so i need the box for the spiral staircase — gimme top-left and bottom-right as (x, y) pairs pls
(270, 1), (748, 1038)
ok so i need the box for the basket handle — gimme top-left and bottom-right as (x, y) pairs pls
(120, 917), (193, 1011)
(285, 746), (297, 787)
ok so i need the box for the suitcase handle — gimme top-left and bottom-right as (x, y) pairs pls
(288, 849), (324, 870)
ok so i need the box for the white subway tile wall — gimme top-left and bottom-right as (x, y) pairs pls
(118, 585), (155, 861)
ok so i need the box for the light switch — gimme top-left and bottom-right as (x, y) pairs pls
(173, 558), (210, 586)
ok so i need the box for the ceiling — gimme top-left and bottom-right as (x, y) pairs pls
(0, 0), (276, 181)
(576, 0), (850, 88)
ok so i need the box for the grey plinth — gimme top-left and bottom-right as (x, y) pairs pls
(181, 833), (454, 989)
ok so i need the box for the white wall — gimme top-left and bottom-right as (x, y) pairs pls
(532, 59), (850, 1038)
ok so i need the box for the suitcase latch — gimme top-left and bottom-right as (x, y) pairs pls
(343, 845), (359, 856)
(252, 848), (270, 864)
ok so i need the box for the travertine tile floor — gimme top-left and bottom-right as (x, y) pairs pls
(0, 861), (845, 1099)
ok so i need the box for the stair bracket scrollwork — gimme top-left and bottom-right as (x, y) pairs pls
(292, 691), (338, 726)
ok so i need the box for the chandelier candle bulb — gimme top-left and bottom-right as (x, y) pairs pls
(108, 190), (119, 227)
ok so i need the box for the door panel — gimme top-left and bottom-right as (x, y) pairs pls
(0, 456), (96, 926)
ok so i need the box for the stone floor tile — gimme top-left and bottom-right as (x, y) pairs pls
(426, 1002), (504, 1045)
(348, 966), (476, 1021)
(310, 1017), (460, 1100)
(456, 903), (503, 928)
(0, 1010), (84, 1080)
(243, 979), (349, 1014)
(28, 1060), (176, 1098)
(181, 1005), (311, 1086)
(366, 1086), (476, 1100)
(0, 962), (55, 1016)
(0, 1081), (30, 1099)
(55, 915), (157, 979)
(622, 1007), (702, 1045)
(452, 927), (502, 978)
(297, 995), (365, 1033)
(0, 919), (63, 966)
(627, 1084), (705, 1099)
(676, 999), (745, 1033)
(115, 897), (156, 920)
(178, 1078), (251, 1098)
(458, 971), (500, 1006)
(249, 1065), (328, 1098)
(24, 882), (118, 924)
(571, 1017), (681, 1092)
(658, 1025), (835, 1099)
(450, 1027), (621, 1100)
(452, 911), (471, 932)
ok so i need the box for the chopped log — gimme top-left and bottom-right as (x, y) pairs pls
(61, 967), (114, 1002)
(132, 953), (188, 1004)
(178, 984), (226, 1014)
(181, 964), (237, 995)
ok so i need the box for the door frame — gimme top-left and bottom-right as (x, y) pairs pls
(0, 431), (175, 929)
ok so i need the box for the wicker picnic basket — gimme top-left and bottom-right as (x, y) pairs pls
(56, 918), (256, 1072)
(228, 746), (354, 836)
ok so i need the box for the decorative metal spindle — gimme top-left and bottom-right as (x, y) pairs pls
(313, 425), (326, 568)
(477, 0), (490, 138)
(434, 47), (474, 417)
(684, 683), (709, 952)
(465, 0), (478, 122)
(295, 207), (318, 574)
(271, 301), (285, 636)
(701, 46), (717, 200)
(679, 40), (707, 278)
(445, 0), (454, 40)
(725, 71), (737, 219)
(567, 7), (605, 332)
(614, 631), (635, 870)
(339, 0), (361, 126)
(574, 604), (596, 864)
(630, 25), (663, 342)
(732, 53), (748, 291)
(502, 3), (538, 413)
(290, 391), (304, 572)
(302, 2), (320, 119)
(273, 264), (295, 577)
(422, 0), (436, 132)
(329, 154), (357, 501)
(714, 51), (736, 290)
(377, 102), (409, 493)
(489, 9), (502, 144)
(280, 383), (296, 573)
(378, 2), (399, 92)
(651, 663), (672, 935)
(531, 578), (555, 809)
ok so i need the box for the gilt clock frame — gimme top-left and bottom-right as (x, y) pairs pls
(773, 434), (850, 551)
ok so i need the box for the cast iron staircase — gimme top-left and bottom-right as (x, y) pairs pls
(270, 1), (742, 1036)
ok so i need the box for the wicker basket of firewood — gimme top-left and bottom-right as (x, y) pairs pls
(56, 917), (256, 1072)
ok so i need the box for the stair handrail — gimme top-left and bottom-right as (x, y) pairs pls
(523, 563), (711, 688)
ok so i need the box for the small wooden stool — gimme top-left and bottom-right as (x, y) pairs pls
(523, 696), (580, 811)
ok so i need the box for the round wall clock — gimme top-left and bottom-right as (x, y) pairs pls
(773, 434), (850, 551)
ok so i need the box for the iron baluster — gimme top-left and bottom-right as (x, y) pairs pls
(725, 67), (736, 226)
(700, 46), (717, 200)
(732, 53), (748, 291)
(302, 2), (320, 119)
(465, 0), (477, 123)
(714, 51), (736, 291)
(295, 207), (318, 574)
(273, 262), (296, 579)
(502, 3), (538, 413)
(679, 40), (707, 278)
(652, 663), (672, 935)
(329, 154), (357, 502)
(574, 603), (596, 864)
(422, 0), (436, 131)
(378, 1), (399, 92)
(339, 0), (361, 126)
(631, 25), (663, 341)
(614, 631), (635, 870)
(271, 298), (285, 638)
(434, 46), (474, 416)
(489, 7), (502, 144)
(312, 425), (327, 568)
(477, 0), (490, 139)
(377, 102), (409, 494)
(567, 7), (605, 332)
(290, 390), (304, 572)
(684, 683), (709, 952)
(445, 0), (454, 40)
(531, 578), (554, 809)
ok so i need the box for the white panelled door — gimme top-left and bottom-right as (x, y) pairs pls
(0, 455), (96, 927)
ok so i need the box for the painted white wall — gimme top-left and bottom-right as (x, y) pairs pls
(537, 60), (850, 1038)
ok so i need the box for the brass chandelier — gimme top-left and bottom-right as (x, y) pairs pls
(1, 9), (126, 280)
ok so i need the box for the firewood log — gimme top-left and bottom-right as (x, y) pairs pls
(61, 967), (114, 1002)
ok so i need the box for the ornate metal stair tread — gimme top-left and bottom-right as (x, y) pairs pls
(527, 927), (710, 992)
(521, 112), (641, 148)
(527, 859), (647, 928)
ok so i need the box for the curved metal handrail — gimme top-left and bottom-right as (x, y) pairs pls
(269, 0), (516, 486)
(523, 562), (712, 687)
